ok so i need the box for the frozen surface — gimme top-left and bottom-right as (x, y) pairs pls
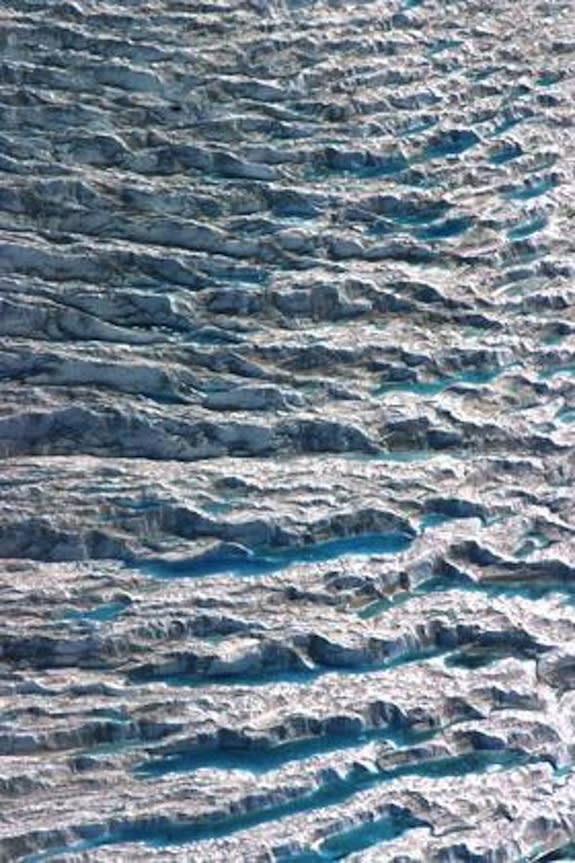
(0, 0), (574, 860)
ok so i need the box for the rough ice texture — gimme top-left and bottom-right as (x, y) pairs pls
(0, 0), (574, 860)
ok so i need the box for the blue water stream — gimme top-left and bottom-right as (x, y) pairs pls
(140, 531), (414, 580)
(25, 751), (536, 861)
